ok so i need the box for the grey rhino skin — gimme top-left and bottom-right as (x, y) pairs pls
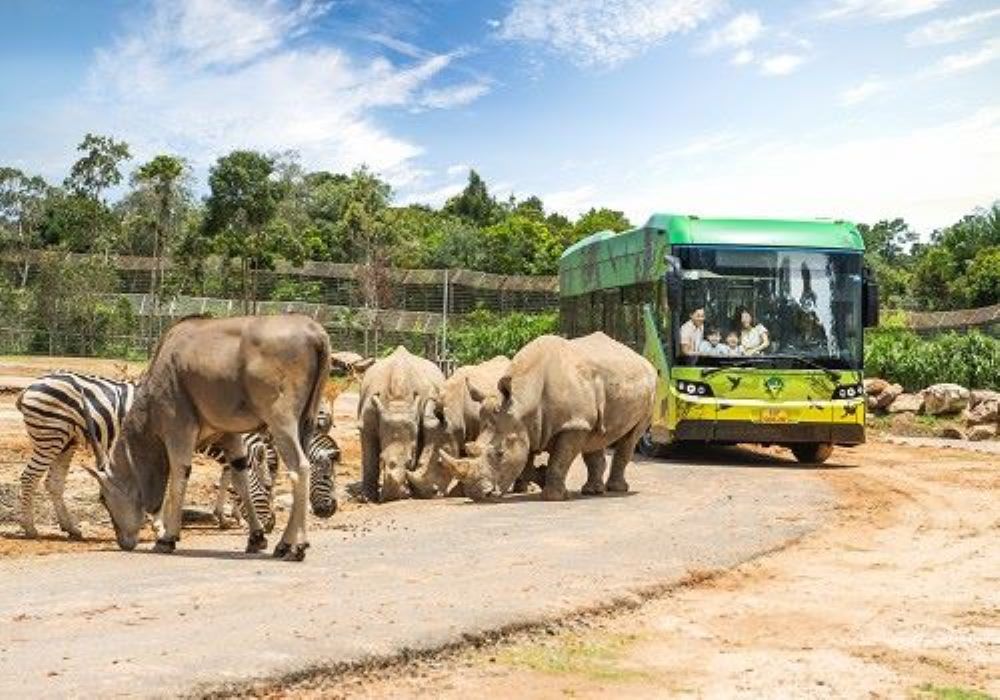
(408, 355), (511, 498)
(358, 346), (444, 502)
(440, 332), (656, 501)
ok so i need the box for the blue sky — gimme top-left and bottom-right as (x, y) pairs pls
(1, 0), (998, 233)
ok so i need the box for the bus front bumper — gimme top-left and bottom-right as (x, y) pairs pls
(672, 419), (865, 446)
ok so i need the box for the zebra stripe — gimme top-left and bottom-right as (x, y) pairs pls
(306, 431), (339, 517)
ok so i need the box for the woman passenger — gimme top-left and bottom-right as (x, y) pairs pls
(736, 307), (769, 356)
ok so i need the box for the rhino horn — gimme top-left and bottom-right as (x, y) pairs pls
(463, 441), (484, 457)
(439, 450), (474, 479)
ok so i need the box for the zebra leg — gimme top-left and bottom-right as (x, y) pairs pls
(217, 434), (268, 553)
(214, 466), (233, 529)
(19, 452), (54, 539)
(44, 449), (82, 540)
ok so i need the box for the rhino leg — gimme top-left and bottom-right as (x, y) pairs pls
(360, 428), (381, 502)
(541, 432), (586, 502)
(607, 423), (644, 493)
(581, 451), (607, 496)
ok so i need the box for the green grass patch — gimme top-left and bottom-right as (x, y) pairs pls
(911, 683), (996, 700)
(497, 632), (648, 682)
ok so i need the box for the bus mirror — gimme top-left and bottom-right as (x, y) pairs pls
(665, 256), (683, 310)
(862, 267), (880, 328)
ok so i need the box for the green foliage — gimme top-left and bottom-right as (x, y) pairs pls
(570, 207), (632, 242)
(448, 310), (558, 365)
(443, 169), (503, 227)
(911, 684), (995, 700)
(865, 328), (1000, 390)
(65, 133), (132, 201)
(268, 278), (324, 303)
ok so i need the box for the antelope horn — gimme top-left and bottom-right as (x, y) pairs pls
(82, 465), (105, 483)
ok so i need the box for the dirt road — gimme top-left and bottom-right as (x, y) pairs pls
(290, 442), (999, 700)
(0, 449), (832, 698)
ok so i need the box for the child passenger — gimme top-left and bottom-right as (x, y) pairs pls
(698, 328), (726, 355)
(725, 331), (743, 356)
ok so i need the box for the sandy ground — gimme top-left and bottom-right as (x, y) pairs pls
(257, 442), (999, 700)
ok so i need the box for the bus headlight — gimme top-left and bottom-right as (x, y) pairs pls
(832, 384), (864, 400)
(676, 380), (714, 397)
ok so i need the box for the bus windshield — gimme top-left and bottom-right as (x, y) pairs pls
(672, 247), (863, 370)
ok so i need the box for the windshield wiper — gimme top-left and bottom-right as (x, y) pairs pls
(700, 354), (840, 381)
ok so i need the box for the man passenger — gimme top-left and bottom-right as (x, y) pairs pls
(679, 307), (705, 356)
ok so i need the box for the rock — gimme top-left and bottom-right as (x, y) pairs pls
(967, 424), (998, 441)
(874, 383), (903, 410)
(922, 383), (970, 416)
(887, 393), (924, 414)
(936, 424), (965, 440)
(864, 378), (889, 396)
(866, 394), (879, 411)
(963, 399), (999, 427)
(970, 390), (1000, 408)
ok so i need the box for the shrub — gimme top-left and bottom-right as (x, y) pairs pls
(864, 328), (1000, 390)
(448, 310), (558, 366)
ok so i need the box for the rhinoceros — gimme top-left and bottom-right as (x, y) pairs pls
(358, 346), (444, 502)
(439, 333), (656, 501)
(408, 355), (511, 498)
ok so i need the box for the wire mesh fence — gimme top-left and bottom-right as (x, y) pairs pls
(0, 252), (560, 362)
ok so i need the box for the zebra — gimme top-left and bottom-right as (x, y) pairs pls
(15, 372), (276, 540)
(205, 433), (279, 532)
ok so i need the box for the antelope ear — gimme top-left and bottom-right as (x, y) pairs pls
(464, 441), (484, 457)
(466, 378), (486, 404)
(498, 375), (512, 403)
(353, 357), (375, 372)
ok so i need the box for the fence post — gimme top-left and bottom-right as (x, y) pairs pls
(441, 268), (449, 368)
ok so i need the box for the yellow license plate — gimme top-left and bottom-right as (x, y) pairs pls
(759, 409), (795, 424)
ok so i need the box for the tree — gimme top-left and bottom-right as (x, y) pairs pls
(570, 207), (631, 245)
(0, 167), (49, 286)
(64, 133), (132, 202)
(131, 155), (189, 346)
(954, 246), (1000, 308)
(204, 151), (286, 313)
(480, 215), (561, 275)
(443, 170), (502, 227)
(857, 218), (917, 263)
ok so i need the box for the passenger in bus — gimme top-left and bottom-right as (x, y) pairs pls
(725, 331), (743, 356)
(679, 307), (705, 356)
(736, 308), (770, 355)
(698, 328), (726, 356)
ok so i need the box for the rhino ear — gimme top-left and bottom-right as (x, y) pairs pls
(467, 378), (486, 404)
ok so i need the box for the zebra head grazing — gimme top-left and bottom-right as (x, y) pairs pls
(308, 432), (340, 518)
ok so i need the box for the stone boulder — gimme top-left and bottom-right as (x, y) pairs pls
(963, 399), (999, 427)
(874, 383), (903, 410)
(936, 424), (965, 440)
(970, 390), (1000, 408)
(922, 383), (970, 416)
(967, 424), (998, 442)
(864, 378), (889, 396)
(888, 393), (924, 414)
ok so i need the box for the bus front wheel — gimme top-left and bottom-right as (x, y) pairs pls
(791, 442), (834, 464)
(637, 430), (672, 459)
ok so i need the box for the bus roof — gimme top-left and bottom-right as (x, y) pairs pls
(559, 213), (865, 295)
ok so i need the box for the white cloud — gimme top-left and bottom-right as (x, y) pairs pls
(759, 53), (806, 76)
(446, 163), (471, 177)
(661, 131), (742, 158)
(415, 82), (492, 111)
(607, 106), (1000, 235)
(703, 12), (764, 52)
(58, 0), (488, 189)
(398, 181), (465, 207)
(840, 77), (887, 106)
(907, 8), (1000, 46)
(731, 48), (755, 65)
(925, 38), (1000, 77)
(498, 0), (724, 68)
(821, 0), (951, 21)
(543, 184), (599, 216)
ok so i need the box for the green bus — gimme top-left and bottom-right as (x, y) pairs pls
(558, 214), (879, 463)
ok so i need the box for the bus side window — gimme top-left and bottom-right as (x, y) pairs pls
(590, 291), (603, 336)
(604, 289), (620, 341)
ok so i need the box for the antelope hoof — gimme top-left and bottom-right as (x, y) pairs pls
(541, 485), (568, 502)
(272, 541), (291, 559)
(581, 481), (606, 496)
(246, 530), (268, 553)
(21, 525), (39, 540)
(283, 543), (309, 562)
(153, 538), (177, 554)
(65, 528), (84, 541)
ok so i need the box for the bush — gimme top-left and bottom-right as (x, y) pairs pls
(448, 310), (558, 366)
(864, 328), (1000, 390)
